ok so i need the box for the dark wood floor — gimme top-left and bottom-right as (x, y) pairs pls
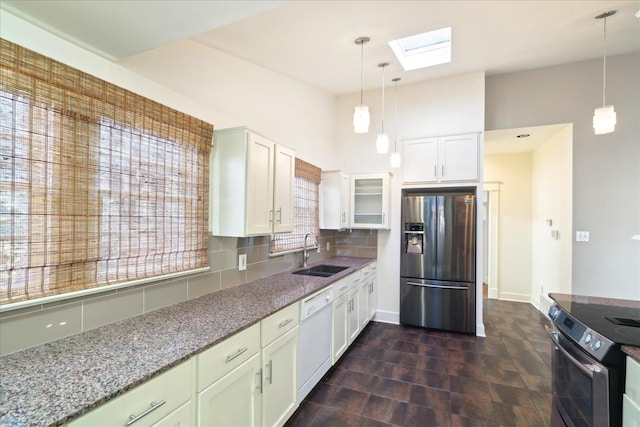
(286, 299), (553, 427)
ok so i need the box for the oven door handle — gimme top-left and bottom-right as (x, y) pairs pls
(546, 326), (603, 377)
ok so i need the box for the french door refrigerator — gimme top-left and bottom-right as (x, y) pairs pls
(400, 189), (476, 334)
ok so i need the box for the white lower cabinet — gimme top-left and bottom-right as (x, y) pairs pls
(262, 327), (298, 427)
(260, 303), (299, 427)
(332, 273), (362, 364)
(196, 323), (262, 427)
(347, 288), (360, 343)
(68, 360), (194, 427)
(197, 353), (262, 427)
(358, 279), (369, 331)
(331, 290), (349, 364)
(624, 356), (640, 426)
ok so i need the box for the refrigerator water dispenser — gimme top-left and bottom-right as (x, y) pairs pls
(404, 223), (424, 254)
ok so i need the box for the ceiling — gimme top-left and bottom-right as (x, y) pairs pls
(2, 0), (639, 95)
(485, 124), (570, 154)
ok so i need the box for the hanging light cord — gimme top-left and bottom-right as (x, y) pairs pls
(360, 42), (364, 105)
(394, 79), (399, 151)
(381, 65), (386, 133)
(602, 15), (608, 107)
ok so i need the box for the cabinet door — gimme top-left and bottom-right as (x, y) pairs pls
(320, 171), (351, 230)
(367, 276), (377, 321)
(347, 290), (360, 343)
(262, 327), (298, 427)
(351, 174), (390, 229)
(332, 295), (349, 364)
(358, 281), (369, 330)
(247, 133), (275, 235)
(273, 145), (295, 234)
(439, 134), (478, 182)
(403, 138), (438, 183)
(340, 173), (351, 229)
(197, 353), (262, 427)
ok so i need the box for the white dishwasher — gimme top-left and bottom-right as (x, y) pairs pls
(297, 285), (333, 401)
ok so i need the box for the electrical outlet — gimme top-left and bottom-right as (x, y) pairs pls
(576, 231), (590, 242)
(238, 254), (247, 271)
(326, 242), (331, 252)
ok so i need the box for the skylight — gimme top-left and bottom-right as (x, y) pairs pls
(388, 27), (452, 71)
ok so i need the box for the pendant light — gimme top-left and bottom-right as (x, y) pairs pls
(353, 37), (370, 134)
(390, 77), (402, 168)
(593, 10), (617, 135)
(376, 62), (390, 154)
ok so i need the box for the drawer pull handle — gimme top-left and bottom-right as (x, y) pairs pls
(278, 318), (293, 328)
(126, 400), (166, 425)
(226, 347), (248, 362)
(339, 286), (347, 291)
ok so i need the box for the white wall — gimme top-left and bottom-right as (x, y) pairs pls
(1, 11), (337, 169)
(118, 40), (337, 168)
(484, 153), (533, 302)
(334, 72), (486, 333)
(531, 125), (573, 306)
(486, 53), (640, 301)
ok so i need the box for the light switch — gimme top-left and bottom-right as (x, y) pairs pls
(576, 231), (590, 242)
(238, 254), (247, 271)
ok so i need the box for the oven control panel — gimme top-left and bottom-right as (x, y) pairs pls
(548, 304), (614, 361)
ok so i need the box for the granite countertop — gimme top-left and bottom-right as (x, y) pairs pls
(0, 256), (374, 427)
(549, 293), (640, 362)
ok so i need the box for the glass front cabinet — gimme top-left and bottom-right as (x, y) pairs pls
(350, 173), (391, 229)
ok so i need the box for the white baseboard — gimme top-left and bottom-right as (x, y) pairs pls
(498, 292), (531, 303)
(373, 310), (399, 325)
(537, 294), (553, 317)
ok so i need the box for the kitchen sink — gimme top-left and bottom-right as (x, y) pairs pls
(292, 265), (349, 277)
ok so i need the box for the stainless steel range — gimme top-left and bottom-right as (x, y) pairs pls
(547, 294), (640, 427)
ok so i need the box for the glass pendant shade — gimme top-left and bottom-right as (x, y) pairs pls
(390, 152), (401, 168)
(353, 105), (370, 133)
(593, 105), (616, 135)
(376, 133), (389, 154)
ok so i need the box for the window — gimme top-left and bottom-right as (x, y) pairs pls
(270, 158), (320, 253)
(0, 39), (212, 306)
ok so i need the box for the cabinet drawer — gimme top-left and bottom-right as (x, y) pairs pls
(627, 356), (640, 405)
(261, 303), (299, 348)
(623, 394), (640, 427)
(197, 323), (260, 391)
(151, 400), (193, 427)
(68, 359), (193, 427)
(333, 277), (350, 298)
(362, 262), (377, 278)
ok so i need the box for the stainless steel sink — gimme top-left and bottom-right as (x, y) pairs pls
(292, 265), (349, 277)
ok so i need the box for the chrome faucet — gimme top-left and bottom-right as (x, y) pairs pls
(303, 232), (316, 267)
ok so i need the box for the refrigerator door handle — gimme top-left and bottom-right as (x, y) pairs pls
(405, 281), (468, 291)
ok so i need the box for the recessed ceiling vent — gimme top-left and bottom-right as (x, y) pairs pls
(388, 27), (452, 71)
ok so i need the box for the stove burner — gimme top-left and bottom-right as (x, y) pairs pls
(606, 316), (640, 327)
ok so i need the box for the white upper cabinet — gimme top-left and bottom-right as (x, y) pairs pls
(320, 170), (351, 230)
(403, 133), (479, 184)
(350, 173), (391, 229)
(210, 127), (294, 237)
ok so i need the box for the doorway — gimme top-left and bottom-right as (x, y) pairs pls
(483, 123), (572, 308)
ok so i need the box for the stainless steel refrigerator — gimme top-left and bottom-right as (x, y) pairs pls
(400, 189), (476, 333)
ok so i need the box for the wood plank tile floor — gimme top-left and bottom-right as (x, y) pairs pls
(285, 299), (552, 427)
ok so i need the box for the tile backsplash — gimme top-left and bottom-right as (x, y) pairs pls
(0, 229), (377, 356)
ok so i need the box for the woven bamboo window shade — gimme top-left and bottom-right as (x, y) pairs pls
(0, 39), (213, 305)
(270, 158), (321, 253)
